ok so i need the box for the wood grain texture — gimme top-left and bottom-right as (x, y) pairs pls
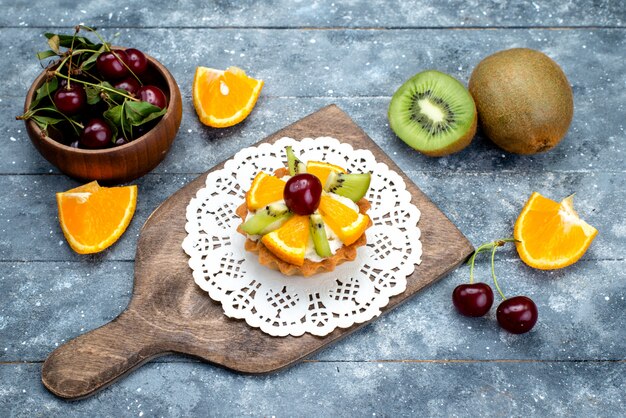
(23, 52), (183, 184)
(41, 105), (474, 399)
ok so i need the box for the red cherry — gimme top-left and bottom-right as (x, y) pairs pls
(452, 283), (494, 317)
(137, 85), (167, 109)
(124, 48), (148, 75)
(283, 173), (322, 215)
(113, 77), (141, 95)
(496, 296), (538, 334)
(53, 84), (86, 115)
(96, 50), (129, 80)
(80, 118), (112, 149)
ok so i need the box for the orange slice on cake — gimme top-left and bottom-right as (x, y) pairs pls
(514, 192), (598, 270)
(261, 215), (310, 266)
(246, 171), (286, 210)
(306, 161), (346, 185)
(57, 181), (137, 254)
(192, 66), (264, 128)
(318, 195), (370, 246)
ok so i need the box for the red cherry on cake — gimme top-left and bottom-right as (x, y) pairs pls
(284, 173), (322, 215)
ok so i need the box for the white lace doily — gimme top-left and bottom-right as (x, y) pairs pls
(182, 137), (422, 337)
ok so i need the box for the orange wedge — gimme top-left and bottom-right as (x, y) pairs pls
(514, 192), (598, 270)
(318, 195), (369, 246)
(306, 161), (346, 185)
(192, 66), (263, 128)
(246, 172), (286, 210)
(57, 181), (137, 254)
(261, 215), (310, 266)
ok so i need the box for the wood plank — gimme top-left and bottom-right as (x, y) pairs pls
(5, 29), (625, 101)
(0, 1), (624, 28)
(1, 259), (624, 362)
(40, 105), (473, 399)
(0, 171), (619, 262)
(4, 362), (626, 416)
(4, 93), (626, 176)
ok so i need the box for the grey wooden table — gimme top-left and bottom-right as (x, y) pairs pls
(1, 1), (625, 416)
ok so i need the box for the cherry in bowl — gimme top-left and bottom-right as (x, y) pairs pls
(124, 48), (148, 75)
(137, 85), (167, 109)
(53, 85), (86, 115)
(284, 173), (322, 215)
(114, 77), (141, 95)
(80, 118), (113, 149)
(96, 50), (129, 80)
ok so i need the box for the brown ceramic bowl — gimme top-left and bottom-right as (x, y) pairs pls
(23, 50), (183, 184)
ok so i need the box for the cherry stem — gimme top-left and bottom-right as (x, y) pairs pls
(491, 243), (507, 300)
(53, 71), (139, 101)
(79, 25), (110, 50)
(467, 238), (517, 289)
(66, 27), (79, 89)
(468, 241), (494, 284)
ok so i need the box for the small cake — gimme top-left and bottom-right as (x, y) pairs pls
(236, 146), (373, 276)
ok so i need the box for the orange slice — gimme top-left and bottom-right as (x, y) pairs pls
(514, 192), (598, 270)
(192, 66), (264, 128)
(57, 181), (138, 254)
(306, 160), (347, 185)
(318, 195), (369, 246)
(261, 215), (310, 266)
(246, 172), (286, 210)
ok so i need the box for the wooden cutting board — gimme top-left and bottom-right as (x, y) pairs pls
(42, 105), (474, 400)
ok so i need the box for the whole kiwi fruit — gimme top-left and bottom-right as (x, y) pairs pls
(468, 48), (573, 154)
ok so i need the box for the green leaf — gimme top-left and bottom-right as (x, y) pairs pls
(102, 105), (122, 140)
(31, 115), (64, 132)
(84, 85), (101, 105)
(36, 50), (58, 60)
(44, 33), (98, 50)
(79, 45), (105, 71)
(103, 82), (129, 103)
(103, 104), (124, 127)
(47, 35), (61, 54)
(85, 81), (128, 105)
(29, 77), (59, 110)
(124, 101), (166, 126)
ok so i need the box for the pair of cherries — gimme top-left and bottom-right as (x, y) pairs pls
(452, 239), (538, 334)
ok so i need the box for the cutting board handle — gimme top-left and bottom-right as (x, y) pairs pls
(41, 310), (163, 399)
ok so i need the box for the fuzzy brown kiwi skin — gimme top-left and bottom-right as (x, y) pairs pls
(469, 48), (574, 155)
(420, 110), (477, 157)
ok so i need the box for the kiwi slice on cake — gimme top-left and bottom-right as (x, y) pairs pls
(388, 70), (477, 157)
(241, 203), (292, 235)
(286, 146), (306, 175)
(309, 214), (332, 257)
(324, 171), (371, 202)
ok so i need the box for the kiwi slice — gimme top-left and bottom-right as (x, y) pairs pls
(309, 214), (332, 257)
(241, 203), (292, 235)
(285, 146), (305, 176)
(388, 70), (477, 157)
(324, 171), (371, 202)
